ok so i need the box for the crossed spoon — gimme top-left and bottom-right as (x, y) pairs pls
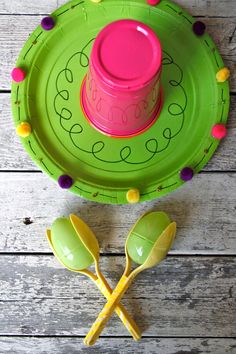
(46, 214), (141, 341)
(84, 211), (176, 346)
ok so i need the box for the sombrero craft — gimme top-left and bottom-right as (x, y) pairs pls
(12, 0), (230, 205)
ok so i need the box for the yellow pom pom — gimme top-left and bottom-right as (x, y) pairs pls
(90, 0), (102, 3)
(126, 189), (140, 204)
(216, 67), (230, 83)
(16, 122), (32, 138)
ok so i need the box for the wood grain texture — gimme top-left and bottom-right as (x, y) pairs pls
(0, 0), (235, 351)
(0, 0), (57, 14)
(0, 337), (236, 354)
(0, 0), (236, 17)
(0, 255), (235, 337)
(0, 15), (235, 91)
(1, 94), (236, 171)
(0, 172), (236, 254)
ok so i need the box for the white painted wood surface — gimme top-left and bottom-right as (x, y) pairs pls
(0, 0), (235, 16)
(0, 256), (235, 336)
(0, 338), (236, 354)
(0, 0), (236, 16)
(0, 0), (235, 353)
(1, 173), (236, 254)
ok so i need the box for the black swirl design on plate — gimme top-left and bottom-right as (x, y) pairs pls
(53, 39), (187, 165)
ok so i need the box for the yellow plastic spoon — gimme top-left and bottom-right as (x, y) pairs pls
(84, 211), (176, 346)
(46, 214), (141, 341)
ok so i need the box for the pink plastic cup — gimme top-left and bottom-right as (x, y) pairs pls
(81, 19), (163, 138)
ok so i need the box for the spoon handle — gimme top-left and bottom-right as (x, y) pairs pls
(94, 275), (141, 341)
(84, 275), (133, 346)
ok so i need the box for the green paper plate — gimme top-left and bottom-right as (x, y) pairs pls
(11, 0), (230, 204)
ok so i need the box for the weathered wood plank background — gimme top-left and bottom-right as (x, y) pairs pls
(0, 0), (235, 353)
(1, 338), (236, 354)
(0, 256), (235, 336)
(1, 173), (236, 254)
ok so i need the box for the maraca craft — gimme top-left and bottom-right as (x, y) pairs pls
(46, 214), (141, 341)
(84, 212), (176, 346)
(126, 212), (171, 264)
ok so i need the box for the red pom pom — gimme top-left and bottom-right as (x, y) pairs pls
(211, 124), (227, 139)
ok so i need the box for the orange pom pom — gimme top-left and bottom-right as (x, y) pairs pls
(216, 68), (230, 83)
(16, 122), (32, 138)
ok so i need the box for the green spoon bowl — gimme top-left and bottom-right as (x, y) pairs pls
(126, 212), (173, 265)
(48, 216), (94, 271)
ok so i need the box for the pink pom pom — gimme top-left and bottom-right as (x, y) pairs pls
(146, 0), (161, 5)
(11, 68), (26, 83)
(211, 124), (227, 140)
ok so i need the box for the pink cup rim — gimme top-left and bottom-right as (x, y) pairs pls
(91, 19), (162, 91)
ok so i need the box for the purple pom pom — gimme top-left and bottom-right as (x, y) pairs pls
(192, 21), (206, 36)
(41, 16), (55, 31)
(180, 167), (194, 182)
(58, 175), (73, 189)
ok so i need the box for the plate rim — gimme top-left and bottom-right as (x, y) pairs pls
(11, 0), (230, 204)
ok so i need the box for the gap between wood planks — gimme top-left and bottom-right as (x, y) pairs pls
(0, 335), (235, 339)
(0, 170), (235, 174)
(0, 12), (235, 18)
(0, 253), (235, 257)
